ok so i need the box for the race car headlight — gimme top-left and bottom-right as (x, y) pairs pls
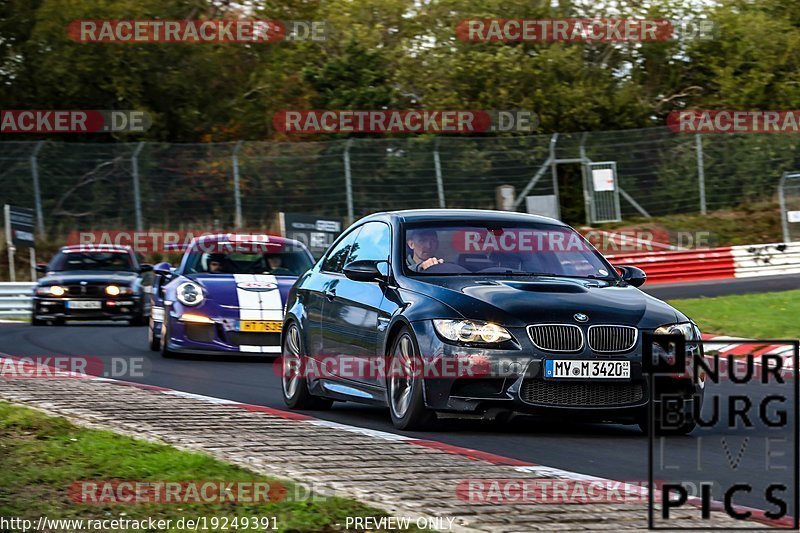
(433, 319), (512, 344)
(176, 282), (204, 307)
(654, 322), (701, 341)
(105, 285), (133, 296)
(35, 285), (66, 297)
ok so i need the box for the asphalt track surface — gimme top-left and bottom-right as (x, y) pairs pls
(1, 274), (797, 520)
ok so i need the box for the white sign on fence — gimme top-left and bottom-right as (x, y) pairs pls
(788, 210), (800, 223)
(591, 168), (616, 192)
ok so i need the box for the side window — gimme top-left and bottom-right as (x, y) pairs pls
(346, 222), (391, 265)
(321, 228), (361, 273)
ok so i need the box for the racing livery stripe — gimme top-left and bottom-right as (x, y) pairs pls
(233, 274), (283, 321)
(234, 274), (283, 354)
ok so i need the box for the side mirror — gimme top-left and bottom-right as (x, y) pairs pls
(343, 260), (389, 283)
(153, 262), (173, 276)
(35, 264), (48, 273)
(616, 265), (646, 287)
(139, 263), (153, 273)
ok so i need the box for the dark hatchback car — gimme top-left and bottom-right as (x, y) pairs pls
(281, 210), (705, 433)
(32, 245), (152, 326)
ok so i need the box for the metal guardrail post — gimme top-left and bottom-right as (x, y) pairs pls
(696, 134), (707, 215)
(232, 141), (244, 229)
(343, 138), (354, 224)
(433, 137), (446, 208)
(131, 142), (145, 231)
(30, 141), (46, 235)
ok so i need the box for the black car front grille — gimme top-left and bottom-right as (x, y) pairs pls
(66, 284), (104, 297)
(588, 326), (637, 353)
(227, 332), (281, 347)
(520, 379), (644, 407)
(527, 324), (583, 352)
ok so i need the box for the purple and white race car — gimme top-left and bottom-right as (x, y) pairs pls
(148, 234), (314, 357)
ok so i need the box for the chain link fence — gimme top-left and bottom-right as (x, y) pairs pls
(1, 127), (799, 235)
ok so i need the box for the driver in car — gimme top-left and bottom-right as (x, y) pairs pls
(265, 254), (293, 276)
(207, 253), (225, 273)
(406, 229), (445, 271)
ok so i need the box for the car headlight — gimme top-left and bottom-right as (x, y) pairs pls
(35, 285), (66, 296)
(433, 319), (512, 344)
(176, 282), (204, 306)
(654, 322), (701, 341)
(105, 285), (133, 296)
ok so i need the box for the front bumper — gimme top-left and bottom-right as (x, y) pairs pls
(33, 296), (142, 321)
(158, 312), (282, 355)
(408, 321), (702, 422)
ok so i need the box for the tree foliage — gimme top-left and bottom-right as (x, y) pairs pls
(2, 0), (799, 141)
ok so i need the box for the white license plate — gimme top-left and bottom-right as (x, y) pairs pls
(544, 359), (630, 379)
(67, 301), (102, 310)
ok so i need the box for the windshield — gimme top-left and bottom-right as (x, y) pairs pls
(184, 250), (313, 276)
(403, 223), (616, 279)
(49, 251), (134, 272)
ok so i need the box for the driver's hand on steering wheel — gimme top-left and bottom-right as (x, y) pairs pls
(419, 257), (444, 270)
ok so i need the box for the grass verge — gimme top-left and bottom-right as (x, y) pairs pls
(0, 401), (420, 532)
(669, 290), (800, 339)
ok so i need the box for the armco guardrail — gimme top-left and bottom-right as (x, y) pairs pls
(0, 282), (35, 318)
(607, 241), (800, 284)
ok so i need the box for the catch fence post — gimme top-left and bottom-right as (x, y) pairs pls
(344, 138), (354, 224)
(433, 137), (446, 208)
(696, 134), (707, 215)
(30, 141), (46, 236)
(232, 141), (243, 229)
(131, 142), (145, 231)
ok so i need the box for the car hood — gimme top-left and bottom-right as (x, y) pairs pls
(188, 274), (295, 310)
(39, 271), (139, 285)
(404, 276), (684, 329)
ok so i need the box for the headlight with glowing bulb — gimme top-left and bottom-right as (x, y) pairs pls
(433, 319), (512, 344)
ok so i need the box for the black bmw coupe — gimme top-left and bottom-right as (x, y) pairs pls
(32, 245), (152, 326)
(281, 209), (704, 433)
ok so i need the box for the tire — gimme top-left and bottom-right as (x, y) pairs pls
(53, 317), (66, 326)
(387, 327), (435, 431)
(31, 316), (44, 326)
(148, 318), (161, 351)
(281, 322), (332, 410)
